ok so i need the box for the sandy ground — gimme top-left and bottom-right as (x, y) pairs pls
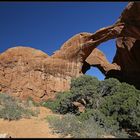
(0, 107), (61, 138)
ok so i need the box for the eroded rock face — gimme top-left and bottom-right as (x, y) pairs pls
(108, 37), (140, 89)
(0, 33), (97, 102)
(0, 46), (73, 102)
(117, 2), (140, 39)
(106, 2), (140, 89)
(0, 47), (49, 101)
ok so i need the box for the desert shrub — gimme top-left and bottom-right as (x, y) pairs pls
(0, 93), (38, 120)
(71, 75), (100, 107)
(77, 108), (95, 121)
(71, 75), (99, 91)
(43, 75), (101, 114)
(46, 113), (108, 138)
(47, 114), (82, 137)
(97, 78), (121, 97)
(54, 75), (101, 114)
(59, 77), (122, 115)
(26, 97), (41, 107)
(64, 77), (138, 115)
(0, 103), (24, 120)
(44, 75), (140, 137)
(78, 109), (128, 138)
(47, 112), (128, 138)
(80, 116), (107, 138)
(42, 91), (72, 112)
(42, 100), (56, 111)
(91, 110), (123, 136)
(99, 88), (140, 132)
(117, 82), (138, 94)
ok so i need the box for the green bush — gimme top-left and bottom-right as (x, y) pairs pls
(0, 93), (38, 120)
(52, 75), (101, 114)
(44, 75), (140, 137)
(71, 75), (99, 91)
(97, 78), (121, 97)
(0, 104), (24, 120)
(78, 109), (128, 138)
(42, 91), (72, 113)
(99, 90), (140, 132)
(46, 113), (108, 138)
(46, 114), (82, 137)
(26, 97), (41, 107)
(77, 108), (95, 122)
(71, 75), (100, 108)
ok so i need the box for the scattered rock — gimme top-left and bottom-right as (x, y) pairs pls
(73, 101), (85, 112)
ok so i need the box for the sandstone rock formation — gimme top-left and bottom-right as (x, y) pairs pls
(108, 37), (140, 89)
(0, 33), (99, 102)
(86, 48), (120, 75)
(106, 2), (140, 89)
(86, 2), (140, 89)
(0, 47), (49, 101)
(116, 2), (140, 39)
(0, 29), (120, 102)
(1, 2), (140, 101)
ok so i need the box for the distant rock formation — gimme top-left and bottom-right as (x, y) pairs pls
(1, 2), (140, 101)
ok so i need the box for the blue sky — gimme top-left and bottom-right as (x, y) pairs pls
(0, 2), (128, 80)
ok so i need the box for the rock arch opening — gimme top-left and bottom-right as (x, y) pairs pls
(85, 67), (105, 80)
(84, 39), (117, 80)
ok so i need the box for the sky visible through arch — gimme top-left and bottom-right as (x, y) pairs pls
(0, 2), (128, 80)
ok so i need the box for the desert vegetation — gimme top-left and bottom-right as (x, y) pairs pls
(44, 75), (140, 138)
(0, 75), (139, 138)
(0, 93), (39, 121)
